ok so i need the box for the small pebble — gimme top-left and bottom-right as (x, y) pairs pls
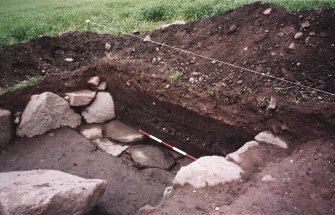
(263, 8), (272, 15)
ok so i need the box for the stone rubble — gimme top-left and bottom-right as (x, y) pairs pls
(0, 109), (12, 147)
(65, 90), (96, 106)
(16, 92), (81, 138)
(82, 92), (115, 123)
(0, 169), (107, 215)
(92, 139), (129, 157)
(105, 120), (144, 144)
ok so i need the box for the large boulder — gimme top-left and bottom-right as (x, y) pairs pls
(127, 145), (175, 170)
(82, 92), (115, 123)
(0, 109), (12, 147)
(65, 90), (96, 106)
(105, 120), (144, 144)
(173, 156), (243, 188)
(16, 92), (81, 138)
(0, 169), (107, 215)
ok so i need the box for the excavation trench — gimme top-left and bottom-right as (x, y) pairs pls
(0, 61), (256, 214)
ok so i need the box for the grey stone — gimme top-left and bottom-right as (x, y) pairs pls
(263, 8), (272, 15)
(97, 81), (107, 91)
(92, 139), (129, 157)
(141, 168), (175, 184)
(0, 109), (12, 147)
(289, 42), (295, 50)
(173, 156), (243, 188)
(105, 43), (111, 51)
(226, 141), (259, 165)
(300, 21), (311, 28)
(105, 120), (144, 144)
(255, 131), (288, 149)
(267, 96), (277, 110)
(65, 90), (96, 106)
(16, 92), (81, 138)
(0, 169), (107, 215)
(143, 35), (151, 42)
(294, 32), (303, 40)
(82, 92), (115, 123)
(128, 145), (175, 170)
(88, 76), (100, 86)
(79, 124), (103, 140)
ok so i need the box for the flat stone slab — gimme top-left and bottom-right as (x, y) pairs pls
(79, 124), (103, 140)
(16, 92), (81, 138)
(65, 90), (96, 106)
(127, 145), (175, 170)
(173, 156), (243, 188)
(92, 139), (129, 157)
(255, 131), (288, 149)
(0, 109), (12, 147)
(105, 120), (144, 144)
(0, 169), (107, 215)
(82, 92), (115, 123)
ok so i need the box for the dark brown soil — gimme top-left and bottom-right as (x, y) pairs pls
(0, 2), (335, 215)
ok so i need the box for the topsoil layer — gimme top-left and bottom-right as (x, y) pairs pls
(0, 2), (335, 215)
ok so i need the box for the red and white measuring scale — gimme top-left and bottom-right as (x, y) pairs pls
(139, 129), (197, 161)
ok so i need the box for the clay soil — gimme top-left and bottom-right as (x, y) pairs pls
(0, 2), (335, 215)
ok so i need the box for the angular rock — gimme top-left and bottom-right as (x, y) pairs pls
(97, 81), (107, 91)
(88, 76), (100, 86)
(65, 90), (96, 106)
(0, 109), (12, 147)
(141, 168), (175, 184)
(288, 42), (295, 50)
(255, 131), (288, 149)
(300, 21), (311, 28)
(16, 92), (81, 138)
(127, 145), (175, 169)
(143, 35), (151, 42)
(92, 139), (129, 157)
(267, 96), (277, 110)
(80, 124), (103, 140)
(105, 43), (111, 51)
(0, 169), (107, 215)
(173, 156), (243, 188)
(82, 92), (115, 123)
(226, 141), (259, 164)
(105, 120), (144, 144)
(294, 32), (303, 40)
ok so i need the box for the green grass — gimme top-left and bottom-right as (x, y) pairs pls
(0, 0), (334, 46)
(0, 75), (42, 95)
(169, 70), (183, 83)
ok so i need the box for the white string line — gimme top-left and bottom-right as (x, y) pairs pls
(89, 21), (335, 97)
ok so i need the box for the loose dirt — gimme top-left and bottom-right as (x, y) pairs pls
(0, 2), (334, 215)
